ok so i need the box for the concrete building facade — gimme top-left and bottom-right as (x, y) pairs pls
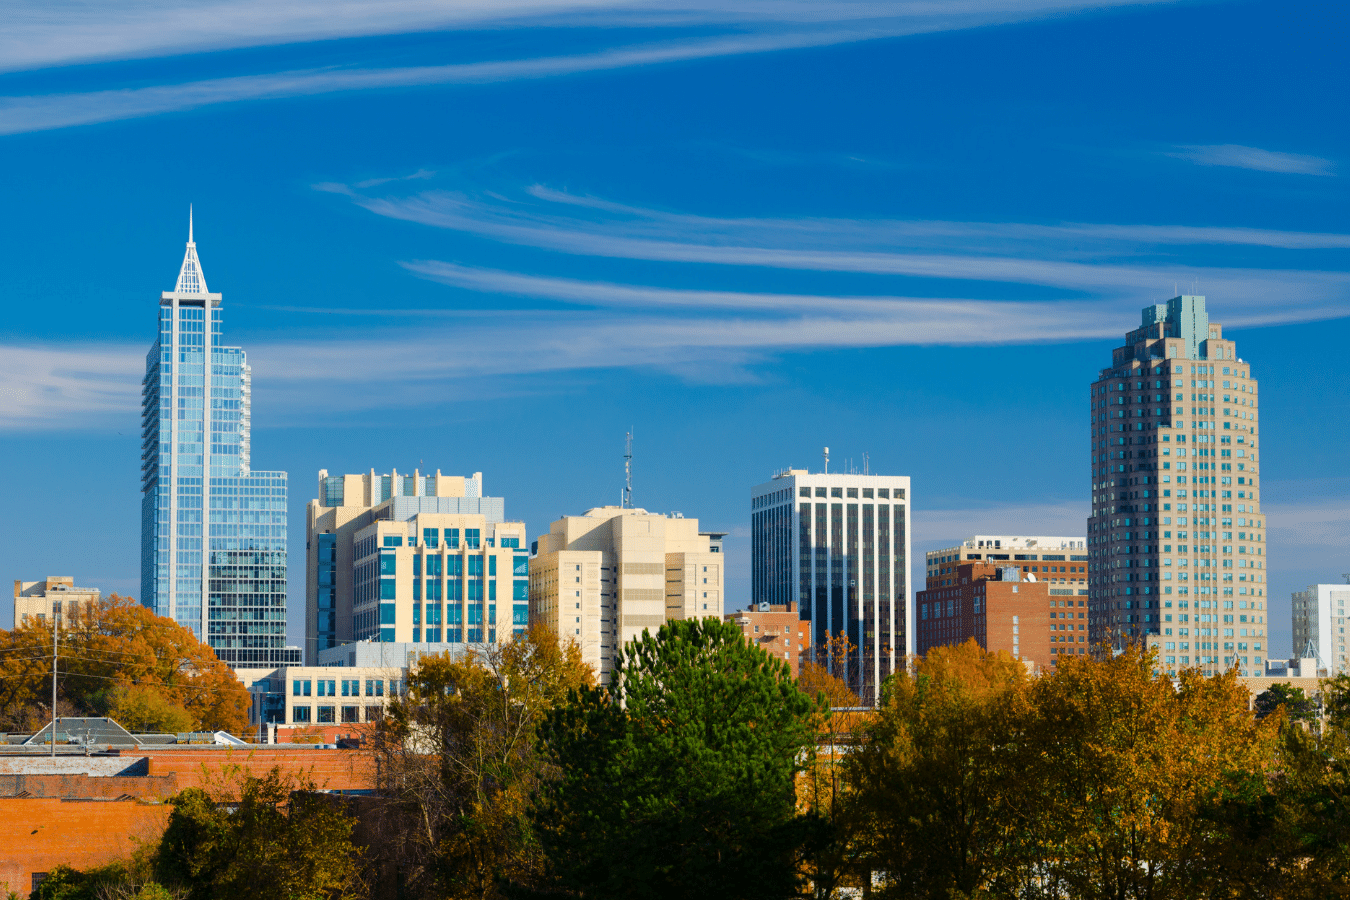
(916, 561), (1060, 670)
(1291, 583), (1350, 675)
(750, 469), (911, 703)
(725, 602), (809, 674)
(12, 578), (100, 628)
(1088, 295), (1268, 677)
(530, 506), (725, 684)
(139, 215), (294, 667)
(305, 469), (526, 664)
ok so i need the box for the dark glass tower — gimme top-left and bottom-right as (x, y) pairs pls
(140, 213), (298, 667)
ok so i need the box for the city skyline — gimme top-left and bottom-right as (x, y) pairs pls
(1, 0), (1347, 661)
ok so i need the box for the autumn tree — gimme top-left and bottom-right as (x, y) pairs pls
(0, 595), (249, 733)
(533, 617), (822, 900)
(843, 639), (1034, 900)
(365, 624), (592, 899)
(1024, 646), (1280, 900)
(796, 631), (868, 899)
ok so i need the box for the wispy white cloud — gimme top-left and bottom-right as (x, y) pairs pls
(1, 0), (1170, 75)
(0, 344), (142, 429)
(1167, 144), (1336, 176)
(0, 0), (1177, 135)
(336, 184), (1350, 327)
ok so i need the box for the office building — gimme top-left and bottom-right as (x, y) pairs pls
(926, 535), (1087, 596)
(530, 506), (725, 684)
(916, 562), (1060, 668)
(305, 469), (527, 664)
(139, 214), (295, 667)
(750, 468), (911, 703)
(1291, 583), (1350, 675)
(13, 578), (101, 628)
(1088, 296), (1268, 677)
(725, 602), (808, 674)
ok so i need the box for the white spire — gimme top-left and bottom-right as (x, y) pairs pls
(175, 205), (208, 294)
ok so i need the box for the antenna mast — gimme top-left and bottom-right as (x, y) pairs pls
(823, 446), (830, 474)
(623, 431), (633, 509)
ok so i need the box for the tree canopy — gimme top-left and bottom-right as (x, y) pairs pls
(533, 616), (823, 900)
(0, 594), (249, 734)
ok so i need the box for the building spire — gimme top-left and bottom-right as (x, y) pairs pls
(174, 205), (208, 294)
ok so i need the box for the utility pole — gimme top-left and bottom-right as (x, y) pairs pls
(51, 612), (57, 758)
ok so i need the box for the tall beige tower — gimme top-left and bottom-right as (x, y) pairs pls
(1088, 296), (1268, 677)
(530, 506), (725, 684)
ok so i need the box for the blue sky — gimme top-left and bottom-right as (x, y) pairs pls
(1, 0), (1346, 659)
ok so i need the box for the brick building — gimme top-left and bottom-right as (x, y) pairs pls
(917, 561), (1090, 672)
(725, 602), (808, 673)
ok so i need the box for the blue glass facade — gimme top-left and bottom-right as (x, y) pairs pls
(139, 229), (297, 667)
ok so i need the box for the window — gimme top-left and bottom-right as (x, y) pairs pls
(423, 528), (439, 548)
(292, 705), (311, 723)
(466, 529), (481, 549)
(293, 679), (311, 697)
(342, 706), (360, 723)
(318, 706), (335, 724)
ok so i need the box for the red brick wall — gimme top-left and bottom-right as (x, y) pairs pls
(140, 747), (375, 792)
(727, 607), (807, 674)
(0, 798), (171, 895)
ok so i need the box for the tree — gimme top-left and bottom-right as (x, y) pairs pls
(366, 625), (593, 899)
(533, 617), (822, 900)
(843, 639), (1033, 900)
(1025, 646), (1279, 900)
(0, 595), (249, 734)
(155, 764), (365, 900)
(1254, 682), (1318, 723)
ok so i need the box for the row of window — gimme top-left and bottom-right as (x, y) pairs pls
(293, 678), (388, 697)
(291, 705), (384, 724)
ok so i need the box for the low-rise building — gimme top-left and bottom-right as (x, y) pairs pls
(926, 535), (1088, 598)
(916, 561), (1084, 671)
(12, 577), (100, 628)
(725, 602), (808, 673)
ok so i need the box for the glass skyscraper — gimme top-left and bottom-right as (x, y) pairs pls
(140, 215), (298, 667)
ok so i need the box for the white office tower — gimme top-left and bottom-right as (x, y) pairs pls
(751, 468), (911, 703)
(1292, 583), (1350, 675)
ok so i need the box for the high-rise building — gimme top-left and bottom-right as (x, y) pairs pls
(529, 506), (725, 684)
(1291, 583), (1350, 675)
(139, 214), (295, 667)
(13, 577), (101, 628)
(305, 468), (526, 663)
(1088, 295), (1268, 677)
(750, 469), (911, 703)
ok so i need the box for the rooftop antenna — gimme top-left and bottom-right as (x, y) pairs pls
(863, 452), (869, 476)
(623, 430), (633, 509)
(823, 446), (830, 474)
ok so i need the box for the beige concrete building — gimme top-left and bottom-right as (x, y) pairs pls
(238, 665), (405, 727)
(305, 469), (527, 663)
(13, 578), (101, 628)
(530, 506), (725, 683)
